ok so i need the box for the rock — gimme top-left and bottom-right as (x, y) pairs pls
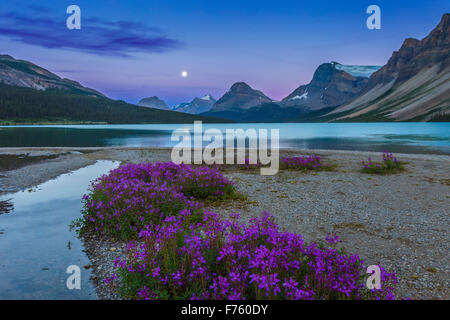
(173, 94), (216, 114)
(137, 96), (170, 110)
(210, 82), (273, 112)
(282, 62), (374, 111)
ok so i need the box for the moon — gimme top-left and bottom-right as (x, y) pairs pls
(181, 71), (188, 78)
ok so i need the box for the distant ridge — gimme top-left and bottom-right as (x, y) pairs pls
(0, 54), (104, 97)
(173, 94), (216, 114)
(0, 55), (229, 124)
(138, 96), (170, 110)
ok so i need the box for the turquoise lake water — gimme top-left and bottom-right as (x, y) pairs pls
(0, 123), (449, 154)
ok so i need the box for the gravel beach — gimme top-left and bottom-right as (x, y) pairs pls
(1, 147), (448, 299)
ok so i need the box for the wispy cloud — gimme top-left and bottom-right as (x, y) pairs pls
(0, 9), (183, 57)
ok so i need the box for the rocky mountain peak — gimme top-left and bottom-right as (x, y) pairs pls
(229, 82), (254, 93)
(282, 62), (372, 111)
(198, 94), (216, 102)
(137, 96), (170, 110)
(329, 13), (449, 122)
(211, 82), (272, 112)
(172, 94), (216, 114)
(367, 13), (449, 87)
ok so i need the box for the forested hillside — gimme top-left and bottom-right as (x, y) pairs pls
(0, 84), (228, 124)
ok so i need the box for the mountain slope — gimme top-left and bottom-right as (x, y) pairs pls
(203, 63), (379, 122)
(0, 84), (230, 124)
(138, 96), (170, 110)
(173, 94), (216, 114)
(282, 62), (378, 111)
(0, 55), (229, 124)
(0, 54), (104, 97)
(328, 13), (450, 121)
(210, 82), (273, 112)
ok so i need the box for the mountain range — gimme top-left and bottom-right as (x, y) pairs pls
(0, 13), (448, 124)
(201, 62), (380, 122)
(201, 13), (449, 122)
(327, 13), (450, 122)
(0, 56), (227, 124)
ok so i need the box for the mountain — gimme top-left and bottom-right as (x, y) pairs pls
(202, 64), (379, 122)
(203, 102), (310, 122)
(173, 94), (216, 114)
(281, 62), (379, 111)
(137, 96), (170, 110)
(0, 55), (229, 124)
(0, 84), (230, 124)
(328, 13), (450, 122)
(0, 54), (104, 97)
(210, 82), (273, 112)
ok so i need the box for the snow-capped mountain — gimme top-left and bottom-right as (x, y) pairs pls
(281, 62), (375, 111)
(329, 13), (450, 121)
(173, 94), (217, 114)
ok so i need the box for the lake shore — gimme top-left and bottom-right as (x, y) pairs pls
(0, 147), (449, 299)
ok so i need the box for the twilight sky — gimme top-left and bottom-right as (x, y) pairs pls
(0, 0), (448, 106)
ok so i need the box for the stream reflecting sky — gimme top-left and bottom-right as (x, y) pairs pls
(0, 160), (119, 299)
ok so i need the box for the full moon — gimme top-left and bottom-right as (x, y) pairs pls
(181, 71), (188, 77)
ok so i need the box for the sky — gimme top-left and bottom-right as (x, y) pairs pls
(0, 0), (448, 106)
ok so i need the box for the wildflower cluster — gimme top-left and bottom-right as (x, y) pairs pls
(361, 152), (404, 174)
(81, 161), (400, 300)
(280, 155), (329, 171)
(114, 212), (397, 300)
(81, 162), (237, 240)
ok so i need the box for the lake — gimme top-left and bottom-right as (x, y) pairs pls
(0, 123), (449, 154)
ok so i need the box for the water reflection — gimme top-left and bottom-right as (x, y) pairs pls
(0, 160), (119, 299)
(0, 123), (448, 154)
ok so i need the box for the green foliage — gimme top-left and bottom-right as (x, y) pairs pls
(0, 84), (228, 124)
(361, 152), (405, 174)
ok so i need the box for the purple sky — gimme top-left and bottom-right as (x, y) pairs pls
(0, 0), (448, 106)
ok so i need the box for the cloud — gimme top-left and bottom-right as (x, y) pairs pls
(0, 9), (183, 57)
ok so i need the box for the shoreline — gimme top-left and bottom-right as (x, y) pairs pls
(1, 146), (449, 195)
(0, 147), (449, 299)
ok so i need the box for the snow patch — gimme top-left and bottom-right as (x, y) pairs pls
(290, 91), (308, 100)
